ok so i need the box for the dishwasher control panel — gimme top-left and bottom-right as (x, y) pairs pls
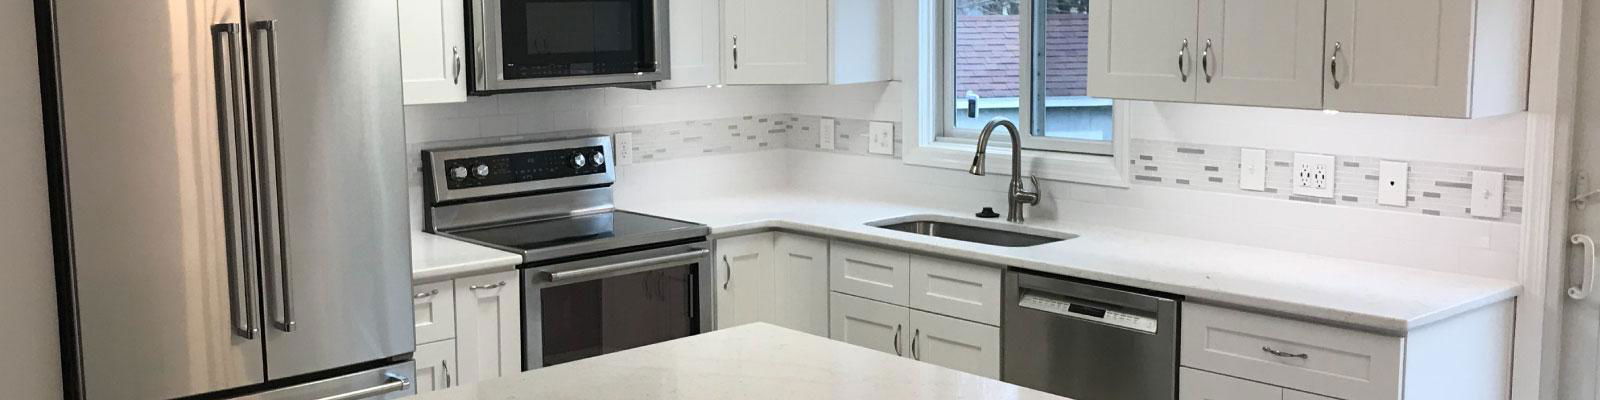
(1019, 293), (1159, 334)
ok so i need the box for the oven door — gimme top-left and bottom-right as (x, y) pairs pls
(522, 241), (714, 369)
(471, 0), (670, 93)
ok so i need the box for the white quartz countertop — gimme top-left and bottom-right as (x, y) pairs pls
(625, 194), (1520, 334)
(411, 231), (521, 284)
(412, 323), (1069, 400)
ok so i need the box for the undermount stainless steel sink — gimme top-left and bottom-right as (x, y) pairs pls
(866, 215), (1078, 247)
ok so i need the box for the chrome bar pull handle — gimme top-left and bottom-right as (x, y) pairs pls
(252, 20), (296, 333)
(1570, 234), (1596, 299)
(452, 46), (462, 84)
(732, 36), (739, 70)
(1262, 346), (1309, 360)
(414, 289), (440, 299)
(314, 374), (411, 400)
(893, 324), (903, 356)
(722, 255), (732, 290)
(1330, 42), (1343, 89)
(212, 22), (257, 340)
(1177, 39), (1189, 82)
(1201, 39), (1214, 83)
(469, 281), (507, 291)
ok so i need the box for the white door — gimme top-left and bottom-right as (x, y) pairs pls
(907, 309), (1000, 379)
(907, 256), (1001, 326)
(413, 281), (456, 345)
(830, 292), (909, 356)
(722, 0), (828, 84)
(454, 271), (521, 385)
(772, 233), (830, 336)
(1087, 0), (1199, 102)
(1560, 10), (1600, 397)
(414, 339), (458, 394)
(1179, 367), (1283, 400)
(830, 241), (911, 306)
(1194, 0), (1325, 109)
(1322, 0), (1472, 117)
(716, 233), (774, 329)
(398, 0), (467, 104)
(660, 0), (723, 88)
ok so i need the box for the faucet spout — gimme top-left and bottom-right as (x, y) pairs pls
(970, 118), (1040, 223)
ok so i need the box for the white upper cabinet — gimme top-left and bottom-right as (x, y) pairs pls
(1323, 0), (1529, 118)
(1194, 0), (1325, 108)
(660, 0), (724, 88)
(721, 0), (892, 85)
(398, 0), (467, 104)
(1087, 0), (1199, 102)
(1088, 0), (1530, 118)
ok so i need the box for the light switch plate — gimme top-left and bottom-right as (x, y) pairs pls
(1239, 149), (1266, 191)
(1292, 153), (1337, 198)
(1378, 161), (1409, 207)
(868, 121), (894, 155)
(613, 132), (635, 165)
(820, 118), (836, 150)
(1471, 171), (1505, 218)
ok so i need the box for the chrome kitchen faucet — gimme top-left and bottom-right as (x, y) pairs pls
(970, 118), (1041, 223)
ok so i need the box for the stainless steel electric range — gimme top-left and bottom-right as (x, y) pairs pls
(422, 136), (714, 370)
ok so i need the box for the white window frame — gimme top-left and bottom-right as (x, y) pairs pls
(902, 0), (1130, 188)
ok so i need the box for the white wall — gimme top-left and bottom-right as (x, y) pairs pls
(0, 0), (63, 398)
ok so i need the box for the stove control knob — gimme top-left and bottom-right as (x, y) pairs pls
(572, 154), (587, 168)
(473, 164), (490, 177)
(591, 152), (606, 166)
(450, 166), (469, 180)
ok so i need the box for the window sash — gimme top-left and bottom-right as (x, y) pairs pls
(941, 0), (1112, 156)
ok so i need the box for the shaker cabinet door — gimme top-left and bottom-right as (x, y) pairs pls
(1087, 0), (1200, 102)
(772, 233), (831, 336)
(454, 271), (522, 385)
(1178, 367), (1284, 400)
(722, 0), (829, 84)
(414, 339), (458, 394)
(413, 281), (457, 344)
(907, 309), (1000, 379)
(715, 233), (775, 329)
(1322, 0), (1473, 117)
(398, 0), (467, 104)
(830, 292), (909, 357)
(1194, 0), (1325, 108)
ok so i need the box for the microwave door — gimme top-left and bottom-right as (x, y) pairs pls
(472, 0), (670, 92)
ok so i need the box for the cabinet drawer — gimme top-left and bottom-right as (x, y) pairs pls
(908, 255), (1000, 325)
(413, 281), (456, 344)
(1181, 303), (1403, 400)
(909, 309), (1000, 379)
(1179, 367), (1282, 400)
(830, 242), (910, 306)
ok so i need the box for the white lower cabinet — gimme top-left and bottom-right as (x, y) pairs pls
(907, 309), (1000, 379)
(714, 232), (831, 335)
(1180, 367), (1282, 400)
(413, 281), (456, 345)
(829, 292), (1001, 379)
(454, 271), (522, 385)
(414, 339), (457, 394)
(908, 255), (1002, 326)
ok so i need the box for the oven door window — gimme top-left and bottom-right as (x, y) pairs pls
(539, 264), (696, 367)
(499, 0), (657, 79)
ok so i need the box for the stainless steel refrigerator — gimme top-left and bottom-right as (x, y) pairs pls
(38, 0), (415, 398)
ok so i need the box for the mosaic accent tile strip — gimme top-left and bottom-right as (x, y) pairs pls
(1131, 139), (1525, 222)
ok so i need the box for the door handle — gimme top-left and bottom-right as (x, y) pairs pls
(252, 19), (296, 333)
(1571, 234), (1596, 299)
(212, 22), (258, 340)
(442, 359), (452, 388)
(1330, 42), (1343, 89)
(893, 324), (903, 356)
(911, 329), (921, 360)
(1201, 39), (1214, 83)
(722, 255), (732, 290)
(452, 46), (462, 85)
(1177, 39), (1189, 82)
(732, 36), (739, 70)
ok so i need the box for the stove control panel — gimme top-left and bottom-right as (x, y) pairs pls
(441, 145), (607, 190)
(423, 136), (616, 204)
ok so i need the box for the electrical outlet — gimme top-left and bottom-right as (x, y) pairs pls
(820, 118), (836, 150)
(1239, 148), (1266, 191)
(1292, 153), (1336, 198)
(1378, 161), (1408, 206)
(1471, 171), (1505, 218)
(613, 132), (635, 165)
(868, 121), (894, 155)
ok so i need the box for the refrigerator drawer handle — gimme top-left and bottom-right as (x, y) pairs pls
(313, 373), (411, 400)
(542, 250), (711, 284)
(251, 19), (296, 333)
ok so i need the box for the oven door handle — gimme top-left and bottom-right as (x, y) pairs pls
(540, 249), (711, 284)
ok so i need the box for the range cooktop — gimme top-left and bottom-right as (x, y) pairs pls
(442, 210), (709, 264)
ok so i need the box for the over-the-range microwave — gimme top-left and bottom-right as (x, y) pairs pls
(470, 0), (670, 94)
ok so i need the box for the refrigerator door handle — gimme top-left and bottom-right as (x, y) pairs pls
(212, 22), (258, 340)
(313, 374), (410, 400)
(251, 19), (296, 333)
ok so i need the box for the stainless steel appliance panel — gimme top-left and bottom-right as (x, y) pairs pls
(53, 0), (266, 398)
(469, 0), (671, 92)
(1002, 270), (1180, 400)
(237, 361), (415, 400)
(246, 0), (414, 379)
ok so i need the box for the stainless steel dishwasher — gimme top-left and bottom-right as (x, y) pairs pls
(1002, 270), (1180, 400)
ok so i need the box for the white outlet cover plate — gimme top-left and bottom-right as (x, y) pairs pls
(819, 118), (836, 150)
(1378, 161), (1408, 206)
(1292, 153), (1337, 198)
(1471, 171), (1505, 218)
(868, 122), (894, 155)
(613, 132), (635, 165)
(1239, 149), (1266, 191)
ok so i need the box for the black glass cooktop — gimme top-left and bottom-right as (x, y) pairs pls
(445, 210), (707, 261)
